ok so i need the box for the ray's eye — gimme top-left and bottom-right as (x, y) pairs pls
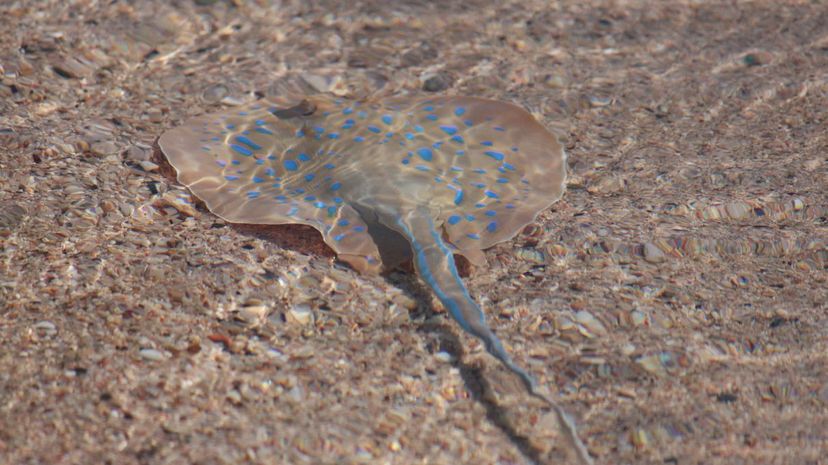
(271, 99), (317, 119)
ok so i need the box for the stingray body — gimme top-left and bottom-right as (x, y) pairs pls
(159, 95), (590, 462)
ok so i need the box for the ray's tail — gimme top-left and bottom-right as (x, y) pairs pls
(391, 207), (593, 465)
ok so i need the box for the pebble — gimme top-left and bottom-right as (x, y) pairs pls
(743, 51), (772, 66)
(33, 321), (57, 338)
(434, 351), (454, 363)
(155, 191), (197, 216)
(138, 160), (159, 172)
(643, 242), (666, 263)
(139, 348), (166, 361)
(725, 201), (751, 220)
(516, 247), (546, 264)
(0, 204), (28, 233)
(630, 428), (649, 450)
(126, 145), (151, 162)
(237, 299), (269, 325)
(201, 84), (229, 104)
(574, 310), (608, 337)
(90, 141), (119, 156)
(587, 95), (613, 107)
(422, 73), (452, 92)
(287, 304), (313, 325)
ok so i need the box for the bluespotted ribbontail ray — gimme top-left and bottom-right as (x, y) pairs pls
(159, 94), (592, 464)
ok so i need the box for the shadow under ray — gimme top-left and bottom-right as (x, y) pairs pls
(386, 272), (554, 465)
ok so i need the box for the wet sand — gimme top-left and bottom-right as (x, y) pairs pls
(1, 1), (826, 464)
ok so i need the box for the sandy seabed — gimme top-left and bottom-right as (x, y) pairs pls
(1, 1), (826, 464)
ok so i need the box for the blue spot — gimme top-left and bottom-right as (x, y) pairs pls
(304, 195), (316, 202)
(472, 182), (485, 188)
(512, 146), (519, 152)
(465, 214), (475, 221)
(367, 125), (381, 134)
(255, 119), (266, 125)
(252, 176), (264, 183)
(405, 133), (415, 140)
(313, 126), (325, 134)
(354, 136), (366, 142)
(275, 195), (287, 201)
(324, 163), (335, 169)
(327, 206), (337, 216)
(415, 165), (430, 172)
(353, 226), (366, 232)
(485, 210), (497, 217)
(255, 159), (264, 165)
(304, 174), (315, 182)
(247, 191), (260, 199)
(334, 233), (346, 241)
(265, 168), (276, 176)
(343, 107), (353, 115)
(494, 126), (505, 132)
(314, 201), (326, 209)
(287, 207), (298, 216)
(225, 124), (235, 130)
(235, 136), (262, 150)
(423, 105), (434, 111)
(473, 169), (487, 174)
(432, 141), (443, 149)
(426, 114), (438, 121)
(283, 160), (298, 171)
(485, 190), (499, 198)
(224, 175), (239, 181)
(481, 141), (493, 147)
(450, 135), (464, 144)
(255, 127), (273, 135)
(464, 119), (473, 127)
(211, 137), (220, 141)
(475, 203), (486, 208)
(238, 112), (248, 116)
(230, 144), (253, 156)
(358, 110), (368, 119)
(293, 188), (305, 194)
(386, 132), (394, 138)
(414, 125), (424, 133)
(448, 215), (462, 225)
(503, 162), (516, 171)
(497, 177), (508, 183)
(455, 150), (465, 155)
(450, 166), (463, 172)
(330, 182), (342, 191)
(417, 147), (433, 161)
(295, 129), (305, 138)
(272, 183), (282, 189)
(484, 150), (505, 161)
(333, 197), (343, 204)
(327, 132), (340, 139)
(338, 219), (350, 227)
(401, 159), (410, 165)
(467, 233), (481, 240)
(297, 153), (310, 161)
(487, 221), (497, 232)
(453, 189), (464, 205)
(454, 107), (466, 116)
(439, 125), (458, 135)
(216, 160), (227, 167)
(381, 115), (393, 125)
